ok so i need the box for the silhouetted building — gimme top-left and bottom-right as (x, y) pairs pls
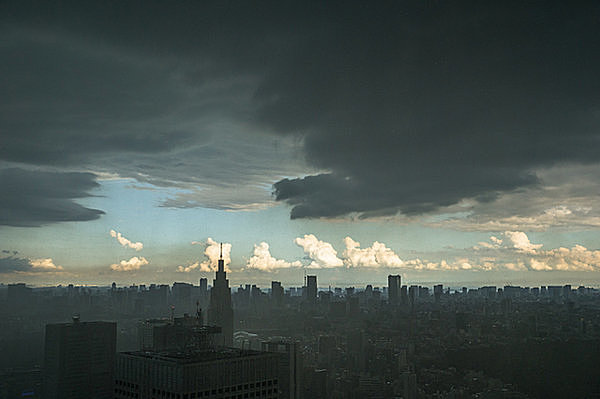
(199, 277), (208, 294)
(262, 338), (302, 399)
(563, 284), (572, 299)
(434, 284), (443, 302)
(480, 286), (497, 299)
(365, 284), (373, 298)
(115, 349), (279, 399)
(409, 285), (418, 306)
(306, 275), (317, 303)
(271, 281), (284, 307)
(172, 282), (193, 312)
(207, 244), (234, 346)
(388, 275), (401, 305)
(7, 283), (32, 306)
(139, 314), (219, 352)
(548, 285), (562, 300)
(43, 318), (116, 399)
(148, 284), (169, 309)
(401, 285), (408, 304)
(319, 290), (332, 304)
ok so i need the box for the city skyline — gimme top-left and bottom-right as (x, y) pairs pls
(3, 1), (600, 287)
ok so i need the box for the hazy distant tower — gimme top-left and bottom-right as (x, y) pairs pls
(207, 243), (234, 346)
(388, 274), (401, 305)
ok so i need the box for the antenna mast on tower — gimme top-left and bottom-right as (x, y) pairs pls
(304, 269), (307, 287)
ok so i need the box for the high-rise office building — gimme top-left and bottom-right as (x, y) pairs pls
(43, 318), (116, 399)
(401, 285), (408, 304)
(271, 281), (284, 307)
(261, 338), (302, 399)
(434, 284), (444, 302)
(306, 275), (317, 303)
(172, 282), (193, 313)
(207, 244), (234, 346)
(388, 275), (401, 305)
(199, 277), (208, 296)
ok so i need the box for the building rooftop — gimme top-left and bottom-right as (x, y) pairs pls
(120, 348), (272, 365)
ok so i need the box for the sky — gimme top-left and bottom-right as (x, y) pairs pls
(2, 1), (600, 288)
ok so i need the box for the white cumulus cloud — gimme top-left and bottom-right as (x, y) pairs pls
(246, 242), (302, 271)
(504, 231), (543, 254)
(342, 237), (403, 268)
(29, 258), (64, 271)
(294, 234), (344, 268)
(110, 229), (143, 251)
(476, 231), (600, 271)
(176, 261), (214, 273)
(190, 238), (232, 272)
(406, 258), (480, 271)
(110, 256), (148, 271)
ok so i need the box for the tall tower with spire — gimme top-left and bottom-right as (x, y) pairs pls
(207, 243), (233, 346)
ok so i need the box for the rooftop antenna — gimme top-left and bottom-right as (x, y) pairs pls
(304, 269), (307, 287)
(217, 242), (225, 274)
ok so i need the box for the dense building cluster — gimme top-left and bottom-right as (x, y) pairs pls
(1, 274), (600, 398)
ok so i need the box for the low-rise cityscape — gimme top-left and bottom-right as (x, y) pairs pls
(2, 256), (600, 398)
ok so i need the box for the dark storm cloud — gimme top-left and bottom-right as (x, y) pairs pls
(0, 30), (199, 165)
(0, 255), (31, 273)
(0, 168), (104, 227)
(2, 1), (600, 219)
(266, 2), (600, 218)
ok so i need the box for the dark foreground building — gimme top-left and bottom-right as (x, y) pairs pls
(261, 338), (302, 399)
(43, 318), (116, 399)
(115, 348), (280, 399)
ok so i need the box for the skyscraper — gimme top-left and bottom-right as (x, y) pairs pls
(388, 274), (401, 305)
(207, 244), (234, 346)
(43, 318), (116, 399)
(271, 281), (284, 307)
(306, 275), (317, 303)
(199, 277), (208, 295)
(261, 338), (302, 399)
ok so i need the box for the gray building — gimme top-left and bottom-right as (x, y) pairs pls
(388, 275), (401, 305)
(306, 275), (317, 303)
(43, 318), (116, 399)
(115, 349), (279, 399)
(261, 338), (302, 399)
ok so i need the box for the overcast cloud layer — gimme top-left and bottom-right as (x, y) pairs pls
(0, 168), (103, 226)
(1, 1), (600, 224)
